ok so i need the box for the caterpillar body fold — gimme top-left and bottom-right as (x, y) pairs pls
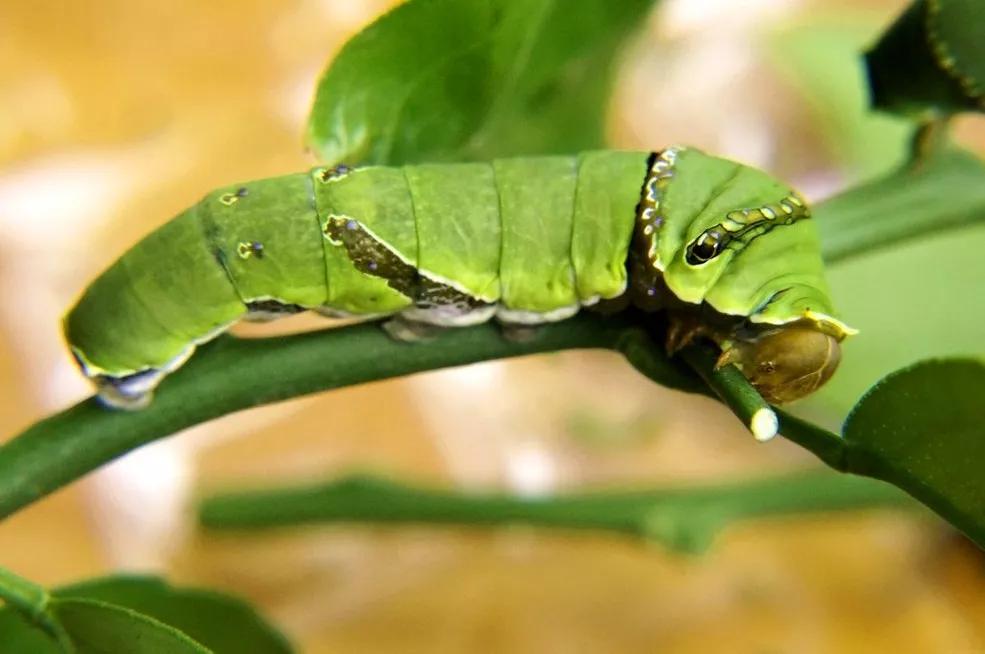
(64, 148), (855, 409)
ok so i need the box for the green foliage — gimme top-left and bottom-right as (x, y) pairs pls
(843, 359), (985, 544)
(816, 147), (985, 263)
(306, 0), (655, 165)
(0, 571), (291, 654)
(865, 0), (985, 115)
(773, 361), (985, 546)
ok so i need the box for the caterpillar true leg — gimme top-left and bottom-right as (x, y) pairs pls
(497, 324), (541, 343)
(382, 315), (445, 342)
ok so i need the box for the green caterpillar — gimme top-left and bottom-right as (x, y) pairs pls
(64, 147), (854, 413)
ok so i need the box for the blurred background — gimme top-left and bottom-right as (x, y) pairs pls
(2, 0), (985, 651)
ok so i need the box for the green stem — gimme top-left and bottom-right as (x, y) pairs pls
(907, 115), (950, 169)
(0, 312), (699, 519)
(679, 344), (777, 442)
(198, 470), (911, 554)
(775, 408), (848, 471)
(0, 566), (74, 652)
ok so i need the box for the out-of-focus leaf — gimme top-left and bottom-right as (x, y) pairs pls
(865, 0), (985, 116)
(842, 359), (985, 546)
(0, 598), (210, 654)
(931, 0), (985, 104)
(55, 577), (292, 654)
(816, 147), (985, 263)
(306, 0), (655, 166)
(51, 600), (211, 654)
(0, 574), (292, 654)
(0, 610), (58, 652)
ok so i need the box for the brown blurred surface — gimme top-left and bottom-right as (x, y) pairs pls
(2, 1), (985, 652)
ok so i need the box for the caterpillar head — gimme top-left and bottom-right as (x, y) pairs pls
(642, 147), (856, 404)
(719, 323), (844, 404)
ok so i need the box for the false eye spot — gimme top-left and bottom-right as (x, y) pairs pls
(237, 240), (264, 259)
(686, 231), (724, 264)
(318, 163), (352, 183)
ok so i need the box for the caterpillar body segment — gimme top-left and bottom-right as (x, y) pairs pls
(63, 148), (854, 409)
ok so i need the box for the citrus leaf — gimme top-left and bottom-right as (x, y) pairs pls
(843, 359), (985, 546)
(816, 147), (985, 263)
(0, 573), (292, 654)
(55, 576), (291, 654)
(306, 0), (655, 165)
(865, 0), (985, 116)
(52, 599), (211, 654)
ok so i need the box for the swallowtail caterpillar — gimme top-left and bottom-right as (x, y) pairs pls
(64, 148), (855, 426)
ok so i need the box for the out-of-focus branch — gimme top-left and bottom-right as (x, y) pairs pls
(198, 470), (912, 554)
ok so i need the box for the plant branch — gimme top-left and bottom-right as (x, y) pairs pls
(0, 312), (699, 519)
(678, 344), (778, 442)
(198, 470), (912, 554)
(5, 148), (984, 525)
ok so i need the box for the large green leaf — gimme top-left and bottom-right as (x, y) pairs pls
(54, 577), (291, 654)
(816, 147), (985, 263)
(842, 359), (985, 545)
(865, 0), (985, 116)
(305, 0), (655, 165)
(0, 572), (292, 654)
(775, 360), (985, 548)
(50, 600), (211, 654)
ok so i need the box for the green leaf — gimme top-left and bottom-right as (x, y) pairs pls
(51, 599), (210, 654)
(305, 0), (655, 166)
(778, 359), (985, 549)
(865, 0), (985, 116)
(0, 573), (292, 654)
(816, 147), (985, 264)
(54, 577), (291, 654)
(842, 359), (985, 546)
(0, 610), (60, 652)
(930, 0), (985, 106)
